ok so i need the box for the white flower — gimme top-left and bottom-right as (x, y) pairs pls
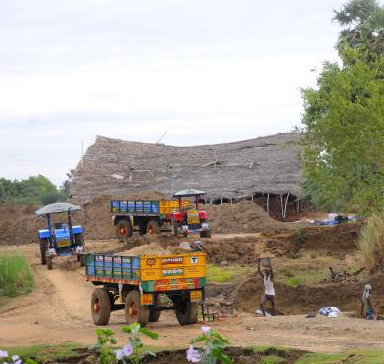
(122, 344), (133, 357)
(186, 345), (201, 363)
(201, 326), (211, 334)
(14, 360), (22, 364)
(12, 355), (19, 361)
(0, 350), (8, 359)
(115, 349), (124, 360)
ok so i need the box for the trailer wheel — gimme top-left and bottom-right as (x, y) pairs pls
(147, 220), (160, 235)
(149, 295), (161, 322)
(200, 230), (211, 238)
(116, 220), (133, 241)
(46, 255), (53, 270)
(40, 239), (47, 265)
(125, 290), (149, 326)
(91, 288), (111, 325)
(171, 220), (180, 236)
(175, 300), (198, 325)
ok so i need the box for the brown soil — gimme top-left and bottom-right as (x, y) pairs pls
(42, 347), (306, 364)
(234, 273), (384, 315)
(205, 201), (288, 234)
(0, 204), (40, 245)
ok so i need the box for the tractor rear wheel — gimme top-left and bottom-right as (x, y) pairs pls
(149, 295), (161, 322)
(125, 290), (149, 326)
(116, 220), (133, 241)
(91, 288), (111, 325)
(175, 300), (198, 325)
(40, 239), (47, 265)
(147, 220), (160, 235)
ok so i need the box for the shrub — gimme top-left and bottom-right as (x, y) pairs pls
(358, 214), (384, 270)
(0, 253), (35, 297)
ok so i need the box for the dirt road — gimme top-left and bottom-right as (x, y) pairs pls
(2, 241), (384, 353)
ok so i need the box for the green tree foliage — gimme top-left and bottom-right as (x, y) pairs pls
(300, 0), (384, 214)
(334, 0), (384, 57)
(301, 46), (384, 214)
(0, 175), (69, 205)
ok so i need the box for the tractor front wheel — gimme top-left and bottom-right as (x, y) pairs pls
(125, 290), (149, 326)
(91, 288), (111, 325)
(46, 255), (53, 270)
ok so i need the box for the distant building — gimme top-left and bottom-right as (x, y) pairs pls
(71, 133), (302, 220)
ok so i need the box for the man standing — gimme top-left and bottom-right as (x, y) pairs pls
(257, 257), (276, 316)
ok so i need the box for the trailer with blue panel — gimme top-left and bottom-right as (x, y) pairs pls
(111, 189), (211, 240)
(86, 250), (206, 326)
(36, 203), (85, 270)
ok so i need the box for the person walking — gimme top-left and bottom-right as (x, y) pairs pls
(257, 257), (276, 316)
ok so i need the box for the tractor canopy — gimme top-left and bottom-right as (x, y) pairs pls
(173, 189), (206, 197)
(35, 202), (81, 216)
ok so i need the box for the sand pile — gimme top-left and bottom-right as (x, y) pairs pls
(204, 201), (287, 234)
(0, 204), (40, 245)
(119, 242), (193, 256)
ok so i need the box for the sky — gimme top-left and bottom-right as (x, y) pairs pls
(0, 0), (347, 185)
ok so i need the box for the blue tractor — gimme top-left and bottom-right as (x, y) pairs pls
(36, 202), (85, 270)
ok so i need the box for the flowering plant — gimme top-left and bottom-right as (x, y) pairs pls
(0, 351), (38, 364)
(118, 322), (159, 364)
(187, 326), (231, 364)
(91, 328), (118, 364)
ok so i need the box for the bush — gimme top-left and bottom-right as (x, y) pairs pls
(358, 214), (384, 270)
(0, 253), (35, 297)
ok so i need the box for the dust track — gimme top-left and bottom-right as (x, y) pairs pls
(2, 239), (384, 353)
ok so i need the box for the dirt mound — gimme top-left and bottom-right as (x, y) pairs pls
(0, 204), (41, 245)
(205, 201), (287, 234)
(263, 223), (363, 258)
(234, 273), (384, 315)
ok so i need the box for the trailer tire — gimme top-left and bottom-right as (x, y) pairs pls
(149, 295), (161, 322)
(171, 220), (180, 236)
(91, 288), (111, 325)
(46, 255), (53, 270)
(125, 290), (149, 326)
(200, 230), (211, 238)
(147, 220), (160, 235)
(40, 239), (47, 265)
(116, 220), (133, 241)
(175, 300), (198, 325)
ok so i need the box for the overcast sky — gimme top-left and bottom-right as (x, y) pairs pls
(0, 0), (347, 185)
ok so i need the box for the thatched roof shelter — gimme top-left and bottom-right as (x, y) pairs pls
(71, 133), (301, 203)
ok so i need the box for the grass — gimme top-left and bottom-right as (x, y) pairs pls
(3, 342), (83, 362)
(206, 264), (253, 283)
(358, 214), (384, 269)
(295, 350), (384, 363)
(0, 252), (35, 297)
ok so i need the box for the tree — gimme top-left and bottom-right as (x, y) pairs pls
(334, 0), (384, 57)
(300, 46), (384, 214)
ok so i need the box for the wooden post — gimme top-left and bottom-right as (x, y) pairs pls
(283, 192), (290, 219)
(267, 193), (270, 215)
(280, 195), (284, 218)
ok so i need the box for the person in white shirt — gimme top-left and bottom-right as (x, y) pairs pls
(257, 258), (276, 316)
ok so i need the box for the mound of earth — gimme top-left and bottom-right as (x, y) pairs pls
(0, 204), (40, 245)
(205, 201), (287, 234)
(234, 273), (384, 315)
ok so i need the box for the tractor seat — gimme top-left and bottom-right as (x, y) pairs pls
(54, 222), (66, 229)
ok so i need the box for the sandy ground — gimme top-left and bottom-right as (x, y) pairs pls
(2, 241), (384, 353)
